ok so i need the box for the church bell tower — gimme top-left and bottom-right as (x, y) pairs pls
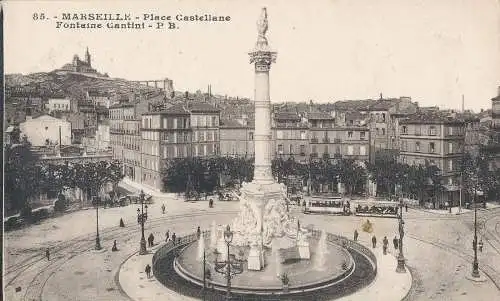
(85, 47), (91, 66)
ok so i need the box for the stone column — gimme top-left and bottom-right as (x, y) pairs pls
(249, 7), (277, 185)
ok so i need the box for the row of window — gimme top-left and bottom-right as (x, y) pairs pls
(400, 125), (464, 136)
(110, 108), (135, 120)
(276, 130), (367, 140)
(400, 141), (461, 154)
(276, 144), (367, 156)
(191, 115), (219, 128)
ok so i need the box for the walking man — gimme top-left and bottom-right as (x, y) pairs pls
(165, 230), (170, 242)
(197, 226), (201, 239)
(148, 233), (155, 247)
(172, 233), (177, 245)
(353, 229), (359, 242)
(145, 264), (151, 279)
(372, 235), (377, 248)
(45, 248), (50, 261)
(393, 236), (399, 250)
(161, 204), (166, 214)
(479, 239), (484, 252)
(112, 240), (118, 252)
(382, 236), (389, 255)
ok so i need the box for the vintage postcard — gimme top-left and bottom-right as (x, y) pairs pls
(3, 1), (500, 301)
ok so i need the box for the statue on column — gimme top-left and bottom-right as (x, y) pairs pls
(257, 8), (268, 43)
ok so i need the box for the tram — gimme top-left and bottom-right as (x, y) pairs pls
(354, 200), (399, 218)
(304, 196), (351, 215)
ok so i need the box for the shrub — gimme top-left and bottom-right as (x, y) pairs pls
(4, 217), (22, 231)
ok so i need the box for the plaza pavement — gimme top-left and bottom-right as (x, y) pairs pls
(4, 185), (500, 301)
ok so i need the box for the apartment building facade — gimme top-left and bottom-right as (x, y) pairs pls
(219, 119), (254, 157)
(399, 116), (466, 206)
(109, 103), (144, 183)
(272, 112), (309, 163)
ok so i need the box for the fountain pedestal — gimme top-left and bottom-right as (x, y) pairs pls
(248, 243), (265, 270)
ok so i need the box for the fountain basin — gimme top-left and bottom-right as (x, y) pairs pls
(153, 231), (377, 300)
(175, 236), (353, 294)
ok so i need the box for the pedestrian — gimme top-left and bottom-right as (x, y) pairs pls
(45, 248), (50, 261)
(372, 235), (377, 248)
(353, 229), (359, 242)
(165, 230), (170, 242)
(405, 204), (408, 212)
(145, 264), (151, 278)
(197, 226), (201, 239)
(393, 236), (399, 250)
(119, 218), (125, 227)
(383, 236), (388, 255)
(161, 204), (166, 214)
(112, 240), (118, 252)
(172, 233), (177, 245)
(148, 233), (155, 247)
(479, 239), (484, 252)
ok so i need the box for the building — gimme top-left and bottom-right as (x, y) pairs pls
(492, 86), (500, 129)
(47, 97), (72, 113)
(140, 104), (192, 190)
(306, 112), (368, 161)
(139, 102), (221, 190)
(58, 47), (97, 74)
(19, 114), (71, 146)
(189, 102), (221, 157)
(220, 118), (255, 157)
(110, 103), (144, 183)
(67, 112), (86, 143)
(398, 113), (466, 206)
(86, 90), (114, 108)
(332, 96), (418, 161)
(272, 111), (309, 162)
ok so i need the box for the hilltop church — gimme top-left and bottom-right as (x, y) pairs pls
(59, 47), (97, 74)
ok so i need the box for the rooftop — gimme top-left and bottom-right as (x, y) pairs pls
(399, 112), (473, 125)
(307, 112), (334, 120)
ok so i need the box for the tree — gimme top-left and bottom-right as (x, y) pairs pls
(338, 158), (367, 195)
(4, 141), (41, 215)
(367, 150), (404, 196)
(80, 160), (124, 200)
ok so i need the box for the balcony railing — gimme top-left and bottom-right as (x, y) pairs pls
(311, 138), (319, 143)
(322, 138), (330, 143)
(310, 152), (318, 158)
(333, 138), (341, 143)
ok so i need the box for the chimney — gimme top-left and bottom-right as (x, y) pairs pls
(497, 85), (500, 96)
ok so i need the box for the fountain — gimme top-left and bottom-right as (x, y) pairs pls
(273, 238), (283, 277)
(196, 232), (205, 262)
(314, 230), (329, 271)
(151, 8), (378, 300)
(210, 221), (217, 250)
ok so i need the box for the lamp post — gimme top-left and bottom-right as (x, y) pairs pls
(138, 190), (147, 255)
(214, 225), (244, 301)
(396, 196), (406, 273)
(95, 196), (102, 250)
(471, 187), (480, 278)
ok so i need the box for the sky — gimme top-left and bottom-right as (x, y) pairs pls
(3, 0), (500, 111)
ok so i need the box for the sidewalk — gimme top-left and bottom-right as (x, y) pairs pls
(119, 177), (183, 200)
(119, 239), (412, 301)
(337, 243), (412, 301)
(418, 202), (500, 216)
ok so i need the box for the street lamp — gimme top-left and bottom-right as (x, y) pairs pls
(138, 190), (147, 255)
(396, 196), (406, 273)
(471, 187), (480, 278)
(214, 225), (244, 300)
(95, 196), (102, 250)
